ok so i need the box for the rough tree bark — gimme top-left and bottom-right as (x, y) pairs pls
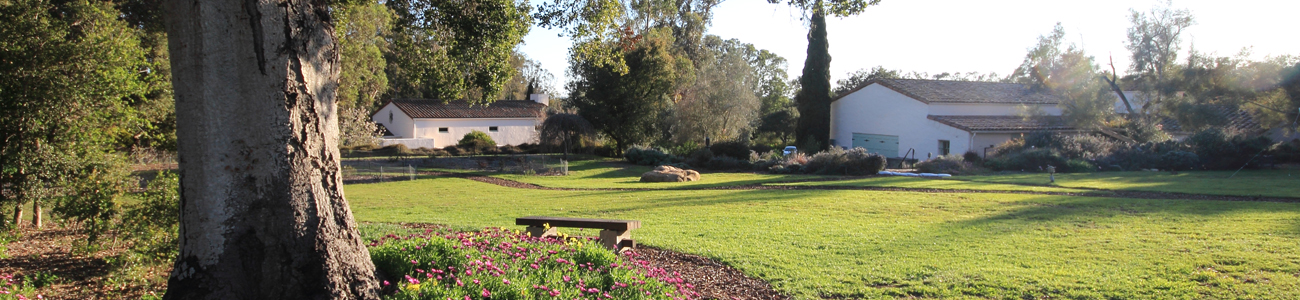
(162, 1), (380, 299)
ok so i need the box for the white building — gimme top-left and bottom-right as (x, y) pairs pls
(830, 79), (1078, 158)
(373, 94), (549, 149)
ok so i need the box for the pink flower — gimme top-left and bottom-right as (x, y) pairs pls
(411, 259), (418, 264)
(503, 279), (511, 285)
(481, 288), (491, 298)
(383, 280), (390, 286)
(530, 264), (540, 269)
(562, 275), (571, 282)
(473, 279), (480, 285)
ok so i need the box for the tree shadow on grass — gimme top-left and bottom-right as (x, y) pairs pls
(564, 188), (839, 216)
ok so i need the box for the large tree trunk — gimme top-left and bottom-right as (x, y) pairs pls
(162, 1), (379, 299)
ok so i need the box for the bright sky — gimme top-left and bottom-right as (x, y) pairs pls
(519, 0), (1300, 94)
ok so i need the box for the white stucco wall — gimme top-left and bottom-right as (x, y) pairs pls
(372, 102), (414, 138)
(970, 133), (1017, 157)
(412, 118), (539, 148)
(928, 103), (1061, 116)
(830, 84), (971, 159)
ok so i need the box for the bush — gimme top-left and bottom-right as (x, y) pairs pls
(455, 131), (497, 155)
(623, 146), (676, 166)
(797, 147), (885, 175)
(1186, 128), (1272, 170)
(593, 144), (619, 158)
(442, 145), (462, 156)
(962, 151), (982, 164)
(685, 148), (714, 167)
(381, 144), (412, 156)
(985, 148), (1068, 172)
(916, 155), (977, 175)
(709, 140), (751, 159)
(1160, 150), (1199, 172)
(1269, 139), (1300, 164)
(120, 171), (180, 262)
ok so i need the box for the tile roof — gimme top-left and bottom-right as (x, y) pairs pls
(388, 99), (545, 119)
(927, 115), (1076, 132)
(834, 79), (1062, 104)
(1155, 105), (1264, 134)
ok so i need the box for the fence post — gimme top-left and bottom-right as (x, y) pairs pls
(562, 160), (568, 176)
(408, 165), (415, 181)
(379, 166), (384, 182)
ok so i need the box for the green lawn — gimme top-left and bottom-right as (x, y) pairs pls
(346, 176), (1300, 299)
(772, 176), (1100, 194)
(489, 158), (825, 189)
(959, 170), (1300, 198)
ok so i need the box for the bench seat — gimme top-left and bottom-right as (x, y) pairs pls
(516, 216), (639, 252)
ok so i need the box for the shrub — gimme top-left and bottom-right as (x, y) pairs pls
(985, 148), (1069, 172)
(442, 145), (462, 156)
(685, 148), (714, 167)
(458, 131), (497, 154)
(916, 155), (976, 175)
(797, 147), (885, 175)
(1160, 150), (1199, 172)
(623, 146), (676, 166)
(1269, 139), (1300, 164)
(842, 148), (887, 175)
(709, 140), (751, 159)
(120, 171), (180, 262)
(667, 141), (701, 157)
(381, 144), (413, 156)
(962, 151), (982, 164)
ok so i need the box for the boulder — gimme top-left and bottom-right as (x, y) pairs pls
(639, 165), (700, 182)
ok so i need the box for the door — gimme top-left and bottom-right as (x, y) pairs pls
(852, 133), (899, 158)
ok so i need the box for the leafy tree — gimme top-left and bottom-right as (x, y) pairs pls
(834, 66), (901, 95)
(0, 0), (145, 229)
(385, 0), (532, 103)
(1125, 0), (1195, 108)
(673, 36), (762, 143)
(568, 28), (687, 153)
(336, 1), (392, 110)
(1011, 23), (1114, 130)
(540, 113), (596, 160)
(161, 0), (379, 297)
(757, 106), (799, 145)
(500, 51), (559, 100)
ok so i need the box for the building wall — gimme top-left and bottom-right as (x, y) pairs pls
(928, 103), (1062, 116)
(412, 118), (539, 148)
(970, 133), (1017, 157)
(372, 102), (414, 138)
(831, 84), (971, 158)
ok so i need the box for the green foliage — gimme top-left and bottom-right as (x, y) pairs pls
(1159, 150), (1199, 172)
(368, 227), (693, 299)
(0, 0), (145, 228)
(985, 148), (1094, 173)
(708, 140), (751, 160)
(800, 147), (886, 175)
(53, 153), (133, 244)
(120, 171), (180, 261)
(336, 1), (393, 110)
(622, 146), (675, 166)
(568, 28), (686, 153)
(385, 0), (531, 102)
(457, 131), (497, 153)
(915, 155), (979, 175)
(794, 12), (832, 152)
(23, 271), (58, 289)
(539, 113), (596, 158)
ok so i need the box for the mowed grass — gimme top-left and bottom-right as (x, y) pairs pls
(960, 170), (1300, 198)
(346, 176), (1300, 299)
(491, 158), (825, 189)
(772, 176), (1100, 194)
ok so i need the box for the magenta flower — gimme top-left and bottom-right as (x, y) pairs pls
(481, 288), (491, 298)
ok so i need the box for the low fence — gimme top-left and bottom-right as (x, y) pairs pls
(380, 138), (438, 149)
(341, 162), (417, 183)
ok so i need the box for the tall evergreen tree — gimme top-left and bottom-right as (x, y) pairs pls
(795, 10), (831, 151)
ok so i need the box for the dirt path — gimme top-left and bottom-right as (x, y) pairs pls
(420, 171), (1300, 203)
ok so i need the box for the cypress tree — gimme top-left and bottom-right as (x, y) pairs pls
(795, 10), (832, 151)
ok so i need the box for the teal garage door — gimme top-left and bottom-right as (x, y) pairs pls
(852, 133), (899, 158)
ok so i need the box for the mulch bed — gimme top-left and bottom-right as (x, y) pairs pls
(0, 225), (162, 300)
(634, 246), (789, 300)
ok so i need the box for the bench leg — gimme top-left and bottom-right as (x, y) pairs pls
(526, 226), (557, 238)
(599, 229), (631, 252)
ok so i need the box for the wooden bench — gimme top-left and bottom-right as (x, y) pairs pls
(516, 216), (639, 252)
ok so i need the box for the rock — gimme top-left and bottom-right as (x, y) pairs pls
(640, 165), (701, 182)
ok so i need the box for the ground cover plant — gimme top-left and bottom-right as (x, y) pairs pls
(366, 226), (696, 299)
(345, 175), (1300, 299)
(959, 170), (1300, 198)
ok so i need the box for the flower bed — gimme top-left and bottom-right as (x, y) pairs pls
(368, 227), (698, 300)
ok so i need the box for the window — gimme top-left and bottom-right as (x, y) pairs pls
(489, 126), (499, 132)
(438, 127), (449, 133)
(388, 112), (393, 123)
(938, 140), (950, 156)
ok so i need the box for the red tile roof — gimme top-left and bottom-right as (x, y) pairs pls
(388, 99), (545, 119)
(834, 79), (1062, 105)
(927, 115), (1076, 132)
